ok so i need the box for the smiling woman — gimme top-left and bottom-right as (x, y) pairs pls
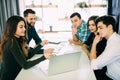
(14, 21), (26, 38)
(0, 16), (53, 80)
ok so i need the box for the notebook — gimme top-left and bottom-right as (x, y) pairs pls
(40, 52), (81, 76)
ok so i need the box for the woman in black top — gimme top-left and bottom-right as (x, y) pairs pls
(82, 16), (109, 80)
(0, 16), (53, 80)
(82, 16), (107, 57)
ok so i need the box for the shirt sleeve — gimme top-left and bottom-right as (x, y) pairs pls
(91, 42), (120, 70)
(81, 28), (89, 42)
(28, 46), (44, 59)
(76, 23), (90, 43)
(10, 39), (46, 69)
(32, 28), (42, 44)
(84, 33), (93, 46)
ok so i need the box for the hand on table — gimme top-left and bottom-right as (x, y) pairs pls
(44, 48), (54, 59)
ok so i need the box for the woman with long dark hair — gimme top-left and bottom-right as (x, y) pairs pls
(82, 16), (108, 80)
(0, 16), (53, 80)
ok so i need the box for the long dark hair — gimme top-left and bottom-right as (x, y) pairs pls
(0, 16), (28, 60)
(87, 16), (99, 27)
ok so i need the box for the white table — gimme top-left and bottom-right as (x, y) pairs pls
(16, 42), (96, 80)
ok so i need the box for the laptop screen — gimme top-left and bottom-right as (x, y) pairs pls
(48, 52), (81, 76)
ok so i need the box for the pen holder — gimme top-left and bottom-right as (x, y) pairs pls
(50, 26), (52, 32)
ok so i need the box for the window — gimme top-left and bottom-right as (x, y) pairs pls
(19, 0), (108, 32)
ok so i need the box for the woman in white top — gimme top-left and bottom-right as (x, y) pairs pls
(90, 15), (120, 80)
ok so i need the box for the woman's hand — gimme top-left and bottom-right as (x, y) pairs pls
(44, 48), (54, 59)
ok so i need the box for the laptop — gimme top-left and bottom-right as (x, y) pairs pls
(40, 52), (81, 76)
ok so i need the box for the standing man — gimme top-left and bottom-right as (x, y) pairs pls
(69, 12), (90, 45)
(90, 15), (120, 80)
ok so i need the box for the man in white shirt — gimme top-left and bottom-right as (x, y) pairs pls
(90, 15), (120, 80)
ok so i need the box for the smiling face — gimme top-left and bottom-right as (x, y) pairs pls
(70, 15), (82, 28)
(14, 21), (26, 38)
(25, 13), (36, 27)
(88, 20), (97, 33)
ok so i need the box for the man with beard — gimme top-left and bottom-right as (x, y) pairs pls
(23, 9), (52, 54)
(24, 9), (46, 45)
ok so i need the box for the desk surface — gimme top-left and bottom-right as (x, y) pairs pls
(16, 43), (96, 80)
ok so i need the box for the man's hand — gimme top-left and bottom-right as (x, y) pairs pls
(93, 34), (102, 45)
(72, 27), (77, 36)
(40, 40), (48, 46)
(68, 39), (74, 44)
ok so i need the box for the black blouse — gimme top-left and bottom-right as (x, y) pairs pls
(84, 33), (107, 57)
(1, 37), (46, 80)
